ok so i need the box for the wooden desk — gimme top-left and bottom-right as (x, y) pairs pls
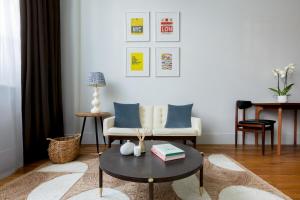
(75, 112), (111, 153)
(253, 103), (300, 155)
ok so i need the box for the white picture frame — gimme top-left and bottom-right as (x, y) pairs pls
(155, 47), (180, 77)
(155, 12), (180, 41)
(126, 47), (150, 77)
(125, 12), (150, 41)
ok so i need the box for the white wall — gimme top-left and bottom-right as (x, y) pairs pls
(61, 0), (300, 144)
(61, 0), (82, 139)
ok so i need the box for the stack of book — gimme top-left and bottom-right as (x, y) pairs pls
(151, 143), (185, 161)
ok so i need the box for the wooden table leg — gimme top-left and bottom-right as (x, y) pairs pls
(94, 117), (100, 153)
(277, 107), (283, 155)
(255, 106), (263, 146)
(100, 117), (106, 145)
(79, 117), (87, 144)
(294, 110), (298, 146)
(148, 178), (154, 200)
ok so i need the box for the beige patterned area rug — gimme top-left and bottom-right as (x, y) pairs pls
(0, 154), (292, 200)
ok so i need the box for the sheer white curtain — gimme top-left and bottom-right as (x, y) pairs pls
(0, 0), (23, 178)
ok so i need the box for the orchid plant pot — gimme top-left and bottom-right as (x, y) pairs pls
(277, 95), (288, 103)
(269, 63), (295, 103)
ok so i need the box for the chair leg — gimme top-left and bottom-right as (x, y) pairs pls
(271, 126), (274, 150)
(183, 140), (187, 145)
(235, 130), (238, 147)
(262, 127), (266, 155)
(242, 131), (246, 145)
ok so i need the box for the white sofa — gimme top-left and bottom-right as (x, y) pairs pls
(103, 105), (202, 148)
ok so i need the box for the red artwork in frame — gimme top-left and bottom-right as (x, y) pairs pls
(160, 18), (174, 33)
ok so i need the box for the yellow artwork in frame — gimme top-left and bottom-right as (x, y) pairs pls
(131, 18), (144, 35)
(130, 52), (144, 71)
(126, 47), (149, 77)
(126, 12), (149, 41)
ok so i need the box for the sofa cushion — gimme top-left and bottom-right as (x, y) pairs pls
(107, 128), (152, 136)
(153, 105), (168, 129)
(165, 104), (193, 128)
(152, 128), (197, 136)
(114, 102), (141, 128)
(139, 105), (153, 129)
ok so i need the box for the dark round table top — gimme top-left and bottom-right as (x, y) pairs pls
(100, 141), (203, 183)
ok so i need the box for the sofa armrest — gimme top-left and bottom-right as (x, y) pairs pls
(103, 116), (115, 136)
(191, 117), (202, 136)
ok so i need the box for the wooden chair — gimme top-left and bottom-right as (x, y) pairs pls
(235, 100), (275, 155)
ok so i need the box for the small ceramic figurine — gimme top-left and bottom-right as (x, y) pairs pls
(120, 140), (135, 155)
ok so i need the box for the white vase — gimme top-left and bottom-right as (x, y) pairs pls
(277, 95), (288, 103)
(120, 140), (135, 155)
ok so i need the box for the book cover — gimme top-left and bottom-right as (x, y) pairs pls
(151, 147), (185, 161)
(152, 143), (184, 156)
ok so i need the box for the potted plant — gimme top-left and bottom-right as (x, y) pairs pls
(269, 63), (296, 103)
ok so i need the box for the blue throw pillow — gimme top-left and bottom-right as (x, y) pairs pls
(114, 102), (141, 128)
(165, 104), (193, 128)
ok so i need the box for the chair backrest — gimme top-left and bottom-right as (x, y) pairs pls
(235, 100), (252, 128)
(236, 100), (252, 109)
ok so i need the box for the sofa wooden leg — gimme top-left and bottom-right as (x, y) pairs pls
(108, 136), (112, 148)
(193, 137), (197, 148)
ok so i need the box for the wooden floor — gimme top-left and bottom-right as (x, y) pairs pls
(1, 144), (300, 199)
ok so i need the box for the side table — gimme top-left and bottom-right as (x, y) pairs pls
(75, 112), (111, 153)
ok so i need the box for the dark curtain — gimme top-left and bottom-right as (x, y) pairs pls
(20, 0), (64, 164)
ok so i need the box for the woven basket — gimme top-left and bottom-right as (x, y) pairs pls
(47, 134), (81, 164)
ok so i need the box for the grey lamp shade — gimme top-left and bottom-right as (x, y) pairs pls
(88, 72), (106, 87)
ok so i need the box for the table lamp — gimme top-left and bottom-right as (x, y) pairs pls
(88, 72), (106, 113)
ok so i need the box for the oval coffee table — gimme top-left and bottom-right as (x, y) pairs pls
(99, 141), (204, 200)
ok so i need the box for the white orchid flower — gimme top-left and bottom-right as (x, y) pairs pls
(284, 65), (289, 71)
(289, 64), (295, 71)
(272, 69), (279, 77)
(279, 70), (286, 78)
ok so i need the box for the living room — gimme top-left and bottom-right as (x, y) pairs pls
(0, 0), (300, 199)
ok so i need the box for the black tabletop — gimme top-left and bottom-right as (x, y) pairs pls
(100, 141), (203, 183)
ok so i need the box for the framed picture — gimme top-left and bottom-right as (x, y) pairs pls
(155, 47), (180, 77)
(126, 47), (150, 77)
(125, 12), (150, 41)
(155, 12), (180, 41)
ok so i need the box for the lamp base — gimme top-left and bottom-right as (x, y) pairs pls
(91, 107), (101, 113)
(91, 87), (101, 113)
